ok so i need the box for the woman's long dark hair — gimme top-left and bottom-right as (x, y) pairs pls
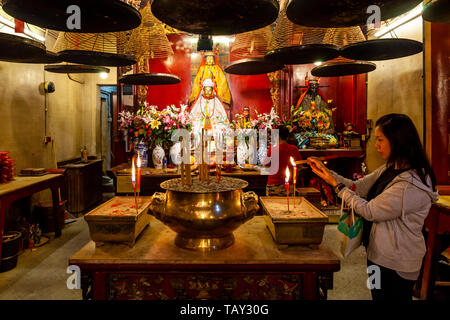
(376, 113), (436, 191)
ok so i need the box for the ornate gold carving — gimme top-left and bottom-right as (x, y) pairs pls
(268, 70), (281, 114)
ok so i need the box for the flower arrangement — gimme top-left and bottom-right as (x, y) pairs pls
(119, 103), (193, 151)
(279, 105), (303, 132)
(296, 109), (330, 133)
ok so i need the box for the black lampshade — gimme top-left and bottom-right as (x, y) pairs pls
(197, 35), (214, 52)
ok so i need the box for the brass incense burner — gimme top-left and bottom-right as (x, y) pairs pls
(149, 177), (259, 251)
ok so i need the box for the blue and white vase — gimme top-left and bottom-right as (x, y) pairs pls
(152, 145), (165, 169)
(134, 139), (148, 167)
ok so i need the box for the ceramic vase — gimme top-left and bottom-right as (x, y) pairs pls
(152, 145), (165, 169)
(134, 139), (148, 167)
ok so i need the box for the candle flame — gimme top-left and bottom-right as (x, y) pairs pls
(290, 157), (296, 167)
(137, 153), (141, 168)
(285, 167), (290, 183)
(132, 160), (136, 184)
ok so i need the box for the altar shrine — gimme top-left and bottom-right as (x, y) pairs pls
(1, 0), (449, 305)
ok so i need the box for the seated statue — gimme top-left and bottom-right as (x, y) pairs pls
(189, 51), (231, 113)
(190, 78), (229, 134)
(296, 79), (335, 134)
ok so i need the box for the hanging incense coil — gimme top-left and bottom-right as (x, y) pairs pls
(264, 0), (339, 65)
(151, 0), (279, 36)
(311, 57), (376, 77)
(53, 32), (136, 67)
(124, 3), (173, 60)
(230, 26), (273, 59)
(2, 0), (142, 33)
(341, 38), (423, 61)
(322, 26), (366, 48)
(120, 4), (178, 87)
(422, 0), (450, 24)
(224, 58), (284, 75)
(286, 0), (423, 27)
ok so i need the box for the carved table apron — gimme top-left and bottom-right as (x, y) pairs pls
(70, 216), (340, 300)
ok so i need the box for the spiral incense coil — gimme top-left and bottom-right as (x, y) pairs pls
(230, 26), (273, 59)
(322, 26), (366, 48)
(265, 0), (339, 65)
(54, 32), (136, 66)
(124, 3), (173, 60)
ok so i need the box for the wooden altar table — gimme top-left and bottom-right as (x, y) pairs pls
(111, 163), (269, 196)
(0, 174), (65, 269)
(69, 216), (340, 300)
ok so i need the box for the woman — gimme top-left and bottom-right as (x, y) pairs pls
(307, 113), (439, 300)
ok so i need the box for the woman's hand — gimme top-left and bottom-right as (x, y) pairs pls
(307, 157), (338, 187)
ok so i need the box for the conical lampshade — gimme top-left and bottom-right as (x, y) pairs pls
(311, 56), (376, 77)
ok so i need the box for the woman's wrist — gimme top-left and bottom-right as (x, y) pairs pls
(334, 183), (346, 194)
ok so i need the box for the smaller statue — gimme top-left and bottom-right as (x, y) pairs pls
(237, 106), (253, 129)
(342, 123), (360, 148)
(343, 123), (358, 137)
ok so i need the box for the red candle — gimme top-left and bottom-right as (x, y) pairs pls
(136, 153), (142, 193)
(285, 167), (290, 212)
(131, 159), (138, 214)
(290, 157), (297, 207)
(290, 157), (297, 185)
(132, 159), (137, 192)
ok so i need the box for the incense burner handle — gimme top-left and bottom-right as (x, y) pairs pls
(241, 191), (259, 221)
(149, 192), (166, 219)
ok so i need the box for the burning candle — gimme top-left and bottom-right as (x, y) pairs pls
(131, 158), (136, 189)
(131, 158), (138, 214)
(137, 153), (142, 194)
(290, 157), (297, 207)
(285, 167), (290, 212)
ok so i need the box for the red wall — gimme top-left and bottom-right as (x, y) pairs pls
(430, 23), (450, 185)
(227, 55), (274, 120)
(146, 34), (192, 108)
